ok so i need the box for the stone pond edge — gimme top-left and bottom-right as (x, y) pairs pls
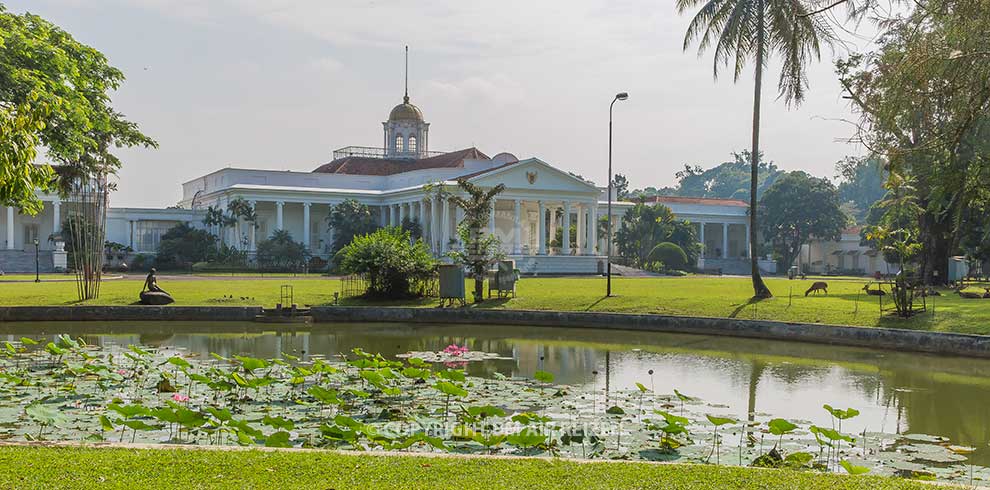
(310, 307), (990, 359)
(0, 305), (988, 359)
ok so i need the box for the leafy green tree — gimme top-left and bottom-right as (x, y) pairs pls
(443, 179), (505, 303)
(0, 6), (156, 212)
(836, 1), (990, 284)
(674, 152), (783, 201)
(338, 227), (436, 299)
(835, 156), (886, 223)
(612, 174), (630, 200)
(677, 0), (833, 297)
(616, 203), (701, 268)
(256, 230), (308, 272)
(0, 101), (53, 214)
(327, 199), (377, 255)
(759, 171), (848, 270)
(226, 198), (257, 249)
(203, 206), (236, 248)
(156, 223), (217, 269)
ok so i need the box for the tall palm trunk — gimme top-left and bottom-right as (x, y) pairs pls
(750, 0), (772, 298)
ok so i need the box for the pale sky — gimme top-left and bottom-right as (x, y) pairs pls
(10, 0), (869, 208)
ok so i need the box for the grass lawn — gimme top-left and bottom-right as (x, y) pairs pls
(0, 274), (988, 335)
(0, 446), (954, 490)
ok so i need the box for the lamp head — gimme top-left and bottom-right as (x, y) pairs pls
(615, 92), (629, 101)
(33, 238), (39, 246)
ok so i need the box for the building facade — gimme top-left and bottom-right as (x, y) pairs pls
(1, 89), (783, 275)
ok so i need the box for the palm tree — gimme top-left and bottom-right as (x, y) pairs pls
(677, 0), (832, 298)
(445, 179), (505, 302)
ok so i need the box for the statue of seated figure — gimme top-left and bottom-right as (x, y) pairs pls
(139, 268), (174, 305)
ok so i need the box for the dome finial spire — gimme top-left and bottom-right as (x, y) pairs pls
(403, 45), (409, 104)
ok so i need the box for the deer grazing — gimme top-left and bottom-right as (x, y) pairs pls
(805, 281), (828, 296)
(862, 284), (885, 296)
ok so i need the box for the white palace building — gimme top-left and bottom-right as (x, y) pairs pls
(1, 87), (790, 275)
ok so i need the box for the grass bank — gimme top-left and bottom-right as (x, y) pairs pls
(0, 446), (953, 490)
(1, 275), (988, 335)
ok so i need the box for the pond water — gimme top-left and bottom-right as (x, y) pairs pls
(3, 320), (989, 467)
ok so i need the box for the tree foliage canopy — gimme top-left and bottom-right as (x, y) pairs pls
(835, 0), (990, 283)
(759, 171), (847, 270)
(0, 6), (156, 212)
(327, 199), (378, 256)
(616, 203), (702, 269)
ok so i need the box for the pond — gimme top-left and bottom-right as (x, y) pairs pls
(1, 321), (988, 483)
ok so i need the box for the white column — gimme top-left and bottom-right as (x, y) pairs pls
(562, 202), (571, 255)
(512, 199), (522, 254)
(698, 222), (706, 258)
(5, 207), (13, 250)
(575, 204), (584, 255)
(302, 202), (311, 250)
(440, 197), (450, 252)
(537, 200), (547, 255)
(248, 200), (257, 251)
(722, 223), (729, 259)
(52, 200), (61, 237)
(415, 200), (423, 225)
(488, 200), (496, 236)
(399, 202), (406, 224)
(586, 202), (597, 255)
(275, 201), (284, 231)
(548, 207), (557, 252)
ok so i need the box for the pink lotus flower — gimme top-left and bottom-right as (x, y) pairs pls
(442, 344), (470, 357)
(171, 393), (189, 403)
(115, 369), (128, 376)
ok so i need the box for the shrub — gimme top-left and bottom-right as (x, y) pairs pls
(156, 223), (217, 269)
(649, 242), (688, 271)
(338, 227), (436, 299)
(256, 230), (307, 271)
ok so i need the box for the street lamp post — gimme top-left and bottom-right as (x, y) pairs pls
(607, 92), (628, 297)
(33, 238), (40, 283)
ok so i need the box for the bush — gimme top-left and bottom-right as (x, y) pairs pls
(256, 230), (307, 272)
(156, 223), (217, 269)
(649, 242), (688, 271)
(338, 227), (436, 299)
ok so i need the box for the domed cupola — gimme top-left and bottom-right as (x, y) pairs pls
(383, 46), (429, 159)
(389, 95), (424, 122)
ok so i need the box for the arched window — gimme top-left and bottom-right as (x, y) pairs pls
(408, 135), (417, 153)
(395, 134), (404, 152)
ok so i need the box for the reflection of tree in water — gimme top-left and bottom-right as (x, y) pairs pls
(877, 365), (990, 465)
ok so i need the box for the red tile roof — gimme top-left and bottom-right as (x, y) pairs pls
(646, 196), (749, 207)
(843, 225), (865, 235)
(312, 147), (490, 176)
